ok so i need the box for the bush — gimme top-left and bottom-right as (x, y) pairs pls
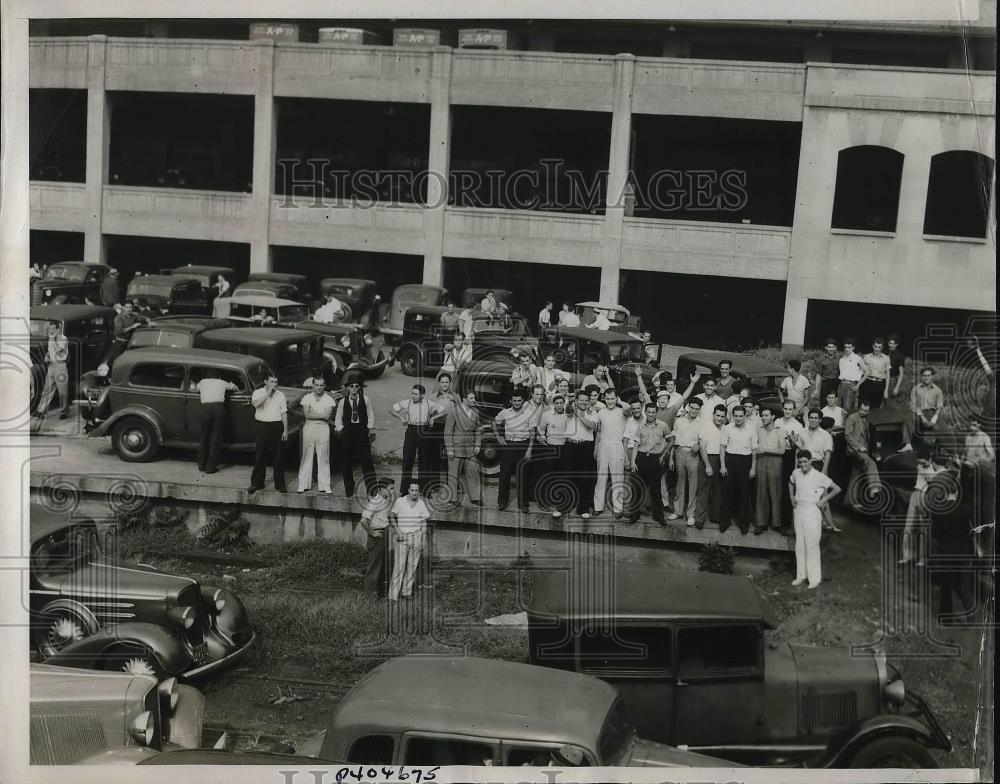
(198, 507), (253, 550)
(698, 542), (736, 575)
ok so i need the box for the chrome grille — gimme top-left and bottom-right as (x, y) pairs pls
(30, 713), (107, 764)
(800, 692), (858, 732)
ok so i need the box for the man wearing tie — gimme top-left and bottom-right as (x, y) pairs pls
(335, 376), (376, 497)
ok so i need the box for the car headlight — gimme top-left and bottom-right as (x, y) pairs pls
(885, 678), (906, 706)
(364, 334), (374, 346)
(212, 588), (226, 612)
(340, 335), (351, 348)
(158, 677), (179, 715)
(129, 710), (155, 746)
(97, 363), (110, 377)
(167, 605), (194, 630)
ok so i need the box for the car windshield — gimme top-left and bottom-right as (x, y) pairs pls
(278, 305), (310, 322)
(748, 373), (784, 390)
(236, 287), (278, 298)
(247, 362), (271, 389)
(129, 329), (194, 349)
(598, 699), (637, 765)
(127, 281), (171, 297)
(398, 289), (437, 304)
(33, 525), (102, 571)
(607, 342), (644, 363)
(43, 266), (87, 282)
(29, 319), (57, 338)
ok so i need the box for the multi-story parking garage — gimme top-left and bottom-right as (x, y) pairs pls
(28, 14), (996, 349)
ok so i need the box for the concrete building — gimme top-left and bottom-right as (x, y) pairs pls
(28, 14), (996, 348)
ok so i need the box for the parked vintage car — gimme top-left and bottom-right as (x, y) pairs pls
(30, 664), (204, 764)
(162, 264), (238, 289)
(30, 504), (255, 678)
(31, 262), (112, 306)
(213, 294), (312, 326)
(292, 320), (389, 381)
(675, 351), (787, 411)
(317, 656), (735, 767)
(528, 566), (952, 768)
(87, 347), (306, 461)
(126, 275), (211, 318)
(319, 278), (383, 326)
(383, 284), (448, 337)
(197, 327), (335, 389)
(574, 301), (642, 334)
(394, 305), (534, 377)
(247, 271), (310, 295)
(231, 280), (309, 303)
(536, 326), (661, 399)
(29, 305), (116, 411)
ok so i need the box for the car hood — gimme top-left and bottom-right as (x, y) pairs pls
(625, 737), (742, 767)
(35, 279), (82, 289)
(791, 644), (878, 689)
(57, 559), (197, 600)
(129, 293), (170, 307)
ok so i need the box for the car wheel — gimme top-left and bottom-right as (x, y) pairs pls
(103, 645), (167, 679)
(112, 417), (161, 462)
(848, 736), (939, 769)
(477, 430), (502, 477)
(34, 605), (98, 659)
(397, 348), (419, 377)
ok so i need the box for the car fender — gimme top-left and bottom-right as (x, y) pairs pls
(816, 713), (944, 768)
(200, 586), (251, 645)
(89, 405), (167, 442)
(45, 622), (194, 677)
(34, 598), (100, 636)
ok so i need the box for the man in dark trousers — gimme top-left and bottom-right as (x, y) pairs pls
(100, 268), (121, 307)
(195, 371), (238, 474)
(390, 384), (443, 494)
(360, 478), (395, 596)
(493, 389), (536, 513)
(335, 374), (376, 497)
(248, 373), (288, 494)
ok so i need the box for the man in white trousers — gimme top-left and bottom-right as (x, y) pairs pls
(593, 388), (632, 519)
(388, 481), (431, 601)
(297, 376), (336, 494)
(788, 451), (841, 590)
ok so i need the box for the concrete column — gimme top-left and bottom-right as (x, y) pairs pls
(250, 40), (277, 274)
(83, 36), (109, 265)
(895, 148), (932, 241)
(599, 54), (635, 304)
(780, 295), (809, 350)
(422, 47), (452, 288)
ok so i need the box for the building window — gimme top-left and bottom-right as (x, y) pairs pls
(923, 150), (995, 239)
(831, 146), (904, 233)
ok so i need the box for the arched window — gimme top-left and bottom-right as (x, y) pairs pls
(924, 150), (995, 238)
(831, 146), (905, 232)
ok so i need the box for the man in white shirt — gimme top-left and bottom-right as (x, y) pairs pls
(196, 372), (239, 474)
(361, 478), (395, 596)
(779, 359), (812, 418)
(821, 390), (846, 433)
(801, 407), (838, 532)
(789, 452), (841, 590)
(249, 374), (288, 494)
(538, 300), (553, 331)
(693, 378), (726, 425)
(559, 389), (599, 518)
(35, 321), (71, 421)
(720, 405), (758, 534)
(582, 364), (615, 393)
(480, 291), (498, 315)
(561, 305), (581, 328)
(297, 377), (336, 494)
(774, 400), (805, 528)
(391, 384), (443, 494)
(593, 388), (632, 518)
(335, 377), (376, 497)
(314, 292), (346, 324)
(537, 354), (568, 402)
(670, 399), (704, 525)
(535, 394), (569, 518)
(837, 337), (867, 413)
(588, 309), (612, 331)
(493, 389), (537, 513)
(388, 482), (431, 601)
(696, 404), (727, 529)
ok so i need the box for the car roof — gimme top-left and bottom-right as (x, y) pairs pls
(530, 566), (776, 625)
(222, 294), (303, 308)
(321, 277), (375, 287)
(169, 265), (234, 275)
(48, 261), (108, 270)
(128, 274), (198, 287)
(29, 504), (96, 545)
(333, 656), (614, 747)
(576, 301), (630, 313)
(198, 327), (320, 346)
(142, 317), (230, 331)
(550, 326), (641, 345)
(679, 351), (787, 376)
(405, 305), (451, 319)
(248, 272), (308, 283)
(295, 321), (355, 336)
(234, 281), (292, 292)
(30, 305), (115, 321)
(114, 347), (269, 371)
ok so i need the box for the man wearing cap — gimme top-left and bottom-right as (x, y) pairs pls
(360, 478), (395, 596)
(444, 390), (482, 508)
(335, 375), (376, 497)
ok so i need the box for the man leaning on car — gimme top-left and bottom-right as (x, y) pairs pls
(196, 371), (238, 474)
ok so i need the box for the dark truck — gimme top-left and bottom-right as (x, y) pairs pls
(528, 565), (951, 769)
(31, 262), (112, 306)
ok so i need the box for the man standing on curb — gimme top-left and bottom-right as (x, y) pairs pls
(557, 389), (599, 519)
(754, 407), (785, 534)
(195, 371), (238, 475)
(493, 389), (535, 513)
(444, 390), (483, 508)
(696, 404), (727, 530)
(625, 401), (672, 525)
(593, 388), (632, 520)
(248, 373), (288, 494)
(335, 376), (376, 497)
(297, 376), (336, 494)
(838, 338), (867, 413)
(789, 451), (841, 590)
(388, 482), (431, 601)
(720, 404), (758, 534)
(34, 320), (71, 423)
(670, 398), (704, 525)
(361, 478), (395, 597)
(391, 384), (443, 494)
